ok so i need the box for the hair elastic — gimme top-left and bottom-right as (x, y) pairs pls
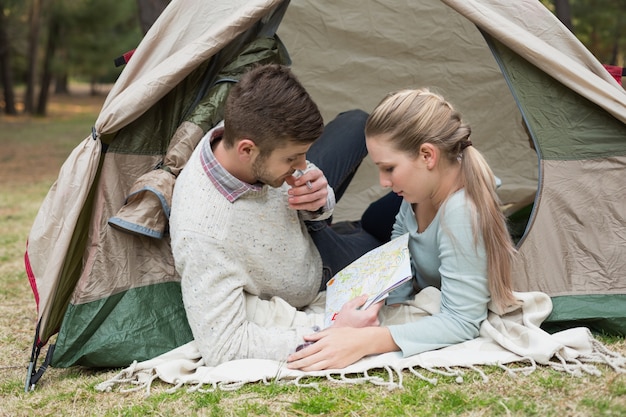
(460, 139), (473, 150)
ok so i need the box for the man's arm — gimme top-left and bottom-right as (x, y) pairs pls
(174, 230), (322, 366)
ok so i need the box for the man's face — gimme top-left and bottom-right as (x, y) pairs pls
(251, 141), (311, 188)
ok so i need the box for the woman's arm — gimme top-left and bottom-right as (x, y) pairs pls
(387, 196), (490, 356)
(288, 195), (492, 370)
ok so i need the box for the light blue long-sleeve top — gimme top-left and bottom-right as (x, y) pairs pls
(386, 189), (491, 357)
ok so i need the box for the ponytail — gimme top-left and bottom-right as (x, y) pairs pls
(461, 146), (519, 311)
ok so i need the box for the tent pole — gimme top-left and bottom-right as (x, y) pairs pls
(24, 322), (56, 392)
(24, 322), (41, 392)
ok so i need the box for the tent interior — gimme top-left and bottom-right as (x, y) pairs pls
(279, 2), (540, 226)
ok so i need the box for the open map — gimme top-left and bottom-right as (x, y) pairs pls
(324, 233), (411, 328)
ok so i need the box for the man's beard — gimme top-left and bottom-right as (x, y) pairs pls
(251, 155), (287, 188)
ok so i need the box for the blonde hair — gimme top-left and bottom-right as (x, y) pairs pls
(365, 88), (518, 310)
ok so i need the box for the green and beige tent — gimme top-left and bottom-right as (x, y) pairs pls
(24, 0), (626, 390)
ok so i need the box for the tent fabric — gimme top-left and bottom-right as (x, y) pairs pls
(279, 0), (625, 221)
(512, 156), (626, 334)
(52, 282), (193, 368)
(443, 0), (625, 122)
(26, 137), (102, 343)
(24, 0), (626, 382)
(276, 0), (626, 335)
(26, 0), (288, 346)
(514, 157), (626, 297)
(49, 35), (291, 367)
(95, 0), (285, 135)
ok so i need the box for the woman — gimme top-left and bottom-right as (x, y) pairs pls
(287, 88), (519, 371)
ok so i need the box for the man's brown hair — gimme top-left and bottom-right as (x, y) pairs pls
(223, 64), (324, 155)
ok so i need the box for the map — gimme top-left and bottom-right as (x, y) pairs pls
(324, 233), (411, 328)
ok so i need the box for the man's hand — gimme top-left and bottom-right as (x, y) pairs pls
(285, 169), (328, 212)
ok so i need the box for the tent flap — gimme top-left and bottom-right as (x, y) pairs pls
(48, 9), (292, 369)
(544, 295), (626, 335)
(52, 282), (192, 368)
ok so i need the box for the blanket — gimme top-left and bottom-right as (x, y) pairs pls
(95, 291), (625, 395)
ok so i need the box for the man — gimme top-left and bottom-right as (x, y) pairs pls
(170, 64), (383, 366)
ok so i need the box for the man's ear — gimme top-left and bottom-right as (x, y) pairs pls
(420, 143), (438, 169)
(236, 138), (258, 161)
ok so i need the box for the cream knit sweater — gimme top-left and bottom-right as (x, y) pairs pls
(170, 138), (324, 366)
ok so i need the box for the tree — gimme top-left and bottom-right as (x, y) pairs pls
(136, 0), (170, 35)
(63, 0), (142, 94)
(554, 0), (573, 32)
(4, 0), (622, 118)
(36, 1), (82, 113)
(36, 11), (60, 115)
(31, 0), (143, 114)
(24, 0), (43, 114)
(0, 0), (17, 114)
(542, 0), (625, 66)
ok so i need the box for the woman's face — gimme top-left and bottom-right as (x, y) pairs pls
(366, 134), (433, 205)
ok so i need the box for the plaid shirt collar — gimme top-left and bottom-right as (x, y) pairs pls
(200, 125), (264, 203)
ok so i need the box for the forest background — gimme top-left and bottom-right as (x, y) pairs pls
(0, 0), (625, 116)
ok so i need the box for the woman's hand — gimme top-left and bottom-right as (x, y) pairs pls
(287, 327), (369, 371)
(333, 295), (383, 328)
(287, 326), (398, 371)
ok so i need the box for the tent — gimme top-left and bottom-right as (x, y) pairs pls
(24, 0), (626, 390)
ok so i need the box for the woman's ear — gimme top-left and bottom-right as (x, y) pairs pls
(420, 143), (438, 169)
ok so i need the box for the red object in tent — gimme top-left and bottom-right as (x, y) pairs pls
(114, 49), (136, 67)
(603, 64), (624, 86)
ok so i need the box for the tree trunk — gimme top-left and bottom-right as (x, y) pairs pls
(609, 16), (622, 65)
(90, 78), (98, 96)
(554, 0), (574, 33)
(0, 0), (17, 115)
(136, 0), (171, 35)
(25, 0), (43, 114)
(36, 17), (60, 116)
(55, 72), (69, 94)
(53, 45), (69, 94)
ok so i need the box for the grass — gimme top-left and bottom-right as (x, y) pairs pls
(0, 90), (625, 416)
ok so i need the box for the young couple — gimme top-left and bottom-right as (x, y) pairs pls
(169, 64), (518, 371)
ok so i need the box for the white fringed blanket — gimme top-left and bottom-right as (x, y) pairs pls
(96, 291), (625, 395)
